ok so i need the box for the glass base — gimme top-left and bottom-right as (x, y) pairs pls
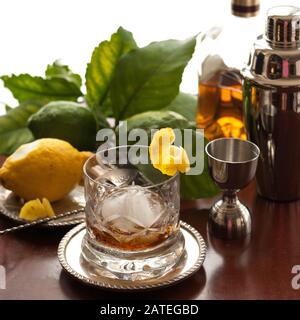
(81, 231), (185, 281)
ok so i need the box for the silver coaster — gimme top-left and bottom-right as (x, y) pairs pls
(0, 185), (85, 227)
(58, 221), (206, 291)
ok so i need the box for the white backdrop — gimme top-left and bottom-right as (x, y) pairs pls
(0, 0), (299, 114)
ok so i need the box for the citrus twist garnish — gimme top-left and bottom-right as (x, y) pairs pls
(149, 128), (190, 176)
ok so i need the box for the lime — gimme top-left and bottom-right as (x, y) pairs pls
(28, 101), (97, 150)
(124, 110), (194, 132)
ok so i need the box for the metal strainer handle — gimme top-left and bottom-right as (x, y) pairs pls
(0, 208), (84, 235)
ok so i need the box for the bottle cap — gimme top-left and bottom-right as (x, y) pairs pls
(231, 0), (260, 18)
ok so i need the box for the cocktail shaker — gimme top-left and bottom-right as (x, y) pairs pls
(243, 6), (300, 201)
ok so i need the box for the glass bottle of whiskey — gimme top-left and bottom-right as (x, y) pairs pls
(197, 0), (261, 140)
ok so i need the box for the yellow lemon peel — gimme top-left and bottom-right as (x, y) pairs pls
(19, 198), (55, 221)
(149, 128), (190, 176)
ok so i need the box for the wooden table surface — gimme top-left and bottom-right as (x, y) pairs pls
(0, 155), (299, 300)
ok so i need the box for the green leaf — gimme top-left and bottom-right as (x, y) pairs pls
(46, 60), (82, 89)
(135, 155), (219, 199)
(164, 92), (197, 122)
(0, 101), (44, 155)
(85, 27), (137, 110)
(180, 164), (220, 199)
(135, 162), (170, 185)
(5, 105), (13, 113)
(100, 97), (114, 117)
(1, 74), (82, 103)
(0, 128), (34, 155)
(92, 107), (111, 130)
(111, 36), (196, 121)
(180, 130), (220, 199)
(132, 133), (219, 199)
(181, 143), (220, 199)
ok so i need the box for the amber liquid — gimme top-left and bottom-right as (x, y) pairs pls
(196, 69), (246, 141)
(89, 224), (177, 251)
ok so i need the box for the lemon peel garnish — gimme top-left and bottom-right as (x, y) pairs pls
(149, 128), (190, 176)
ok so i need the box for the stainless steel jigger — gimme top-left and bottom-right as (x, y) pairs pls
(205, 138), (260, 240)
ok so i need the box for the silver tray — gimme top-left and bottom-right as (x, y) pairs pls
(58, 221), (206, 291)
(0, 185), (85, 227)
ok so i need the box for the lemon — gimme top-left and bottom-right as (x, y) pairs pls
(0, 138), (93, 202)
(19, 198), (55, 221)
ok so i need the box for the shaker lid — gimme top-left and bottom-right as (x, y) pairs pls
(231, 0), (260, 18)
(242, 5), (300, 87)
(266, 6), (300, 48)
